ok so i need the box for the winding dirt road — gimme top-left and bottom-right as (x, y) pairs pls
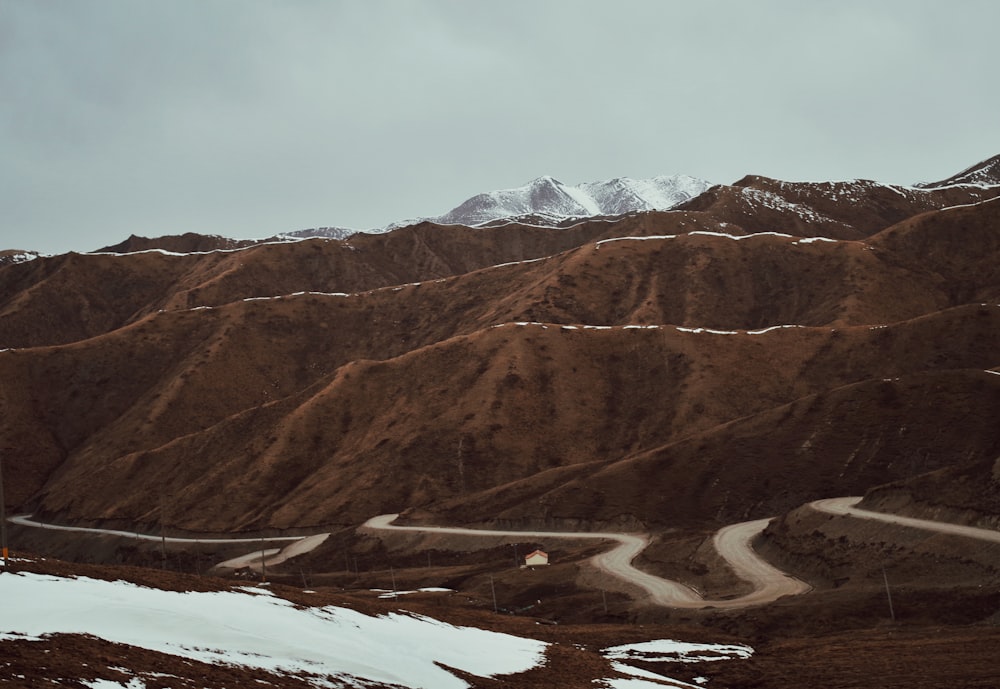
(9, 514), (330, 571)
(14, 498), (999, 607)
(364, 499), (1000, 609)
(8, 514), (305, 544)
(362, 513), (808, 608)
(709, 518), (812, 608)
(810, 496), (1000, 543)
(214, 533), (332, 570)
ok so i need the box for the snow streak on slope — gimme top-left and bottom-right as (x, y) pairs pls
(0, 571), (547, 689)
(915, 154), (1000, 189)
(598, 639), (754, 688)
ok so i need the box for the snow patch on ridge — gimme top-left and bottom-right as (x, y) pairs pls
(690, 230), (794, 241)
(740, 187), (839, 225)
(490, 256), (548, 270)
(596, 230), (802, 247)
(493, 322), (811, 335)
(1, 251), (42, 264)
(88, 239), (305, 258)
(604, 639), (754, 663)
(747, 324), (805, 335)
(596, 234), (679, 246)
(795, 236), (838, 244)
(676, 327), (739, 335)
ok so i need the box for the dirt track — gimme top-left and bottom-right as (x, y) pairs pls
(8, 514), (304, 545)
(363, 500), (1000, 609)
(14, 499), (999, 609)
(9, 514), (330, 572)
(810, 496), (1000, 542)
(362, 513), (809, 608)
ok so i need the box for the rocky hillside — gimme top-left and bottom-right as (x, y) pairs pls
(1, 155), (999, 536)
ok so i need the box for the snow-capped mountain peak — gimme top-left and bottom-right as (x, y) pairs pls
(432, 174), (712, 228)
(916, 154), (1000, 189)
(282, 173), (713, 241)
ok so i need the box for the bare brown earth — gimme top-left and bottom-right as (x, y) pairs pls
(2, 155), (1000, 685)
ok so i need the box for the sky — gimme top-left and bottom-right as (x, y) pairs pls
(3, 1), (999, 255)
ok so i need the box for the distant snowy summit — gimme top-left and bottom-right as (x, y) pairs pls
(426, 174), (712, 227)
(915, 153), (1000, 189)
(285, 174), (712, 241)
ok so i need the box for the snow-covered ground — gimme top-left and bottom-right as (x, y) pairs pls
(0, 570), (546, 688)
(597, 639), (754, 688)
(1, 567), (755, 688)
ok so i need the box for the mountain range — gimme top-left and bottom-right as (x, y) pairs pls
(4, 153), (1000, 686)
(46, 173), (710, 254)
(411, 173), (712, 226)
(271, 174), (713, 243)
(2, 153), (998, 535)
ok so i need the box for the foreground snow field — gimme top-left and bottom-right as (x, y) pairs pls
(1, 567), (757, 687)
(0, 570), (547, 688)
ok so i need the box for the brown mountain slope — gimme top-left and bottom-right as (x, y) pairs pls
(439, 369), (1000, 530)
(870, 195), (1000, 305)
(96, 232), (260, 254)
(858, 453), (1000, 529)
(11, 303), (999, 532)
(0, 221), (615, 348)
(677, 175), (1000, 238)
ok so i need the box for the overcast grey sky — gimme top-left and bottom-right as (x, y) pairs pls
(3, 1), (998, 255)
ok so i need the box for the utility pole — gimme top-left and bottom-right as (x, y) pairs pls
(490, 575), (498, 613)
(260, 535), (266, 582)
(882, 565), (895, 622)
(158, 494), (167, 570)
(456, 436), (466, 493)
(0, 453), (8, 570)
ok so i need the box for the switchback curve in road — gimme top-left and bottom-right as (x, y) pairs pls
(215, 533), (332, 571)
(362, 513), (807, 609)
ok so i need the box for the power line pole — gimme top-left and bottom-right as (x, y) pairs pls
(882, 565), (895, 622)
(260, 535), (267, 582)
(159, 494), (167, 570)
(0, 453), (8, 570)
